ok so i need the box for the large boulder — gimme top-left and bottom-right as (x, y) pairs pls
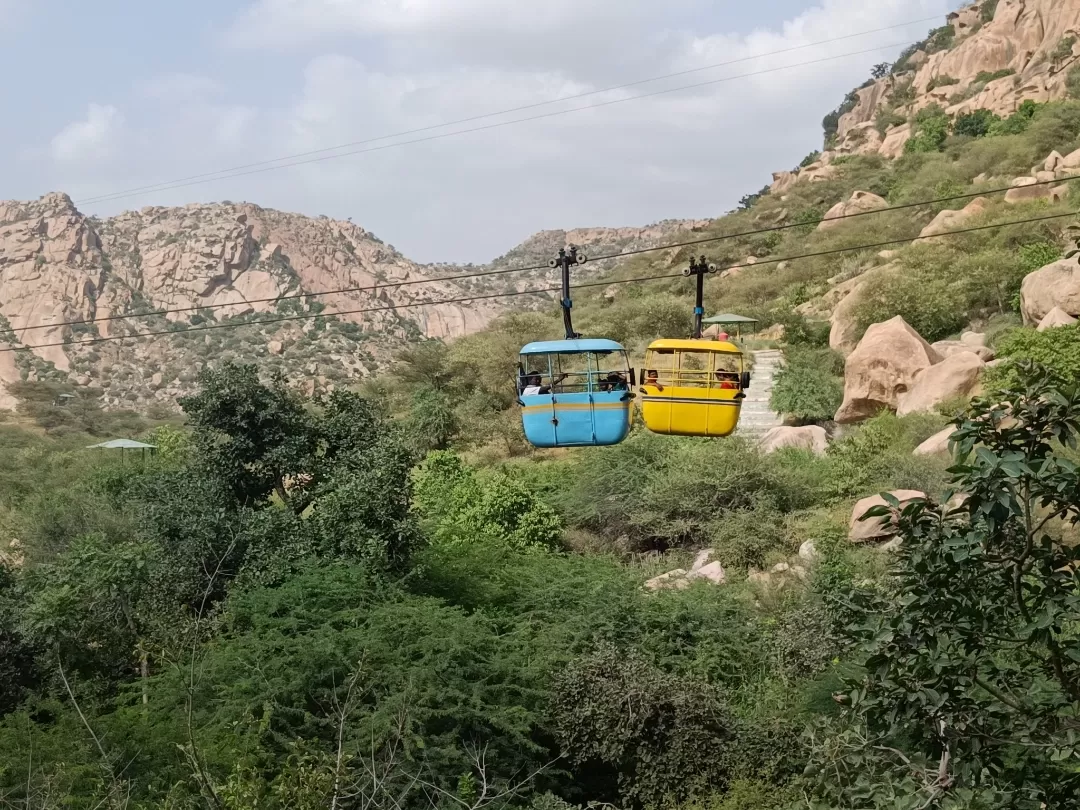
(1020, 256), (1080, 325)
(818, 191), (888, 231)
(1063, 147), (1080, 170)
(835, 317), (942, 424)
(931, 340), (995, 362)
(1045, 151), (1065, 173)
(770, 171), (797, 195)
(758, 425), (828, 456)
(1005, 176), (1053, 203)
(849, 490), (926, 542)
(914, 427), (954, 456)
(918, 197), (989, 239)
(1037, 307), (1080, 331)
(897, 351), (985, 417)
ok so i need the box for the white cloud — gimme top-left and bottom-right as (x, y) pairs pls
(38, 0), (955, 263)
(50, 104), (123, 163)
(136, 73), (223, 102)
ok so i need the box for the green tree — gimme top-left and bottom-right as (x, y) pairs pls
(0, 565), (37, 716)
(805, 363), (1080, 808)
(953, 108), (1001, 138)
(770, 348), (844, 424)
(552, 643), (737, 809)
(179, 363), (317, 509)
(21, 534), (158, 696)
(408, 384), (459, 451)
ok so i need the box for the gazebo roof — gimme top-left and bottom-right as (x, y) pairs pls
(87, 439), (157, 450)
(702, 313), (760, 325)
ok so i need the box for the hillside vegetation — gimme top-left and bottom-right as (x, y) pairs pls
(6, 7), (1080, 809)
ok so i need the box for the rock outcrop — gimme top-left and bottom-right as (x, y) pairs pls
(758, 425), (828, 456)
(1038, 307), (1080, 330)
(918, 197), (989, 239)
(931, 340), (995, 362)
(1020, 256), (1080, 325)
(897, 351), (985, 416)
(817, 191), (888, 231)
(914, 427), (955, 456)
(849, 490), (927, 542)
(835, 317), (942, 424)
(764, 0), (1080, 186)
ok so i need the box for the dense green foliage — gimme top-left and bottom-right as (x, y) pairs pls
(8, 35), (1080, 810)
(804, 365), (1080, 808)
(770, 347), (844, 424)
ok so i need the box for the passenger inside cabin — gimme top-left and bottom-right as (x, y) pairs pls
(522, 372), (567, 396)
(599, 372), (627, 392)
(644, 369), (664, 392)
(715, 370), (740, 389)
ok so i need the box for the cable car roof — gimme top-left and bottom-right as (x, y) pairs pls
(520, 339), (626, 355)
(645, 338), (742, 353)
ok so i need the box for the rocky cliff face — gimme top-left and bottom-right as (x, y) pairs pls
(0, 193), (705, 411)
(770, 0), (1080, 193)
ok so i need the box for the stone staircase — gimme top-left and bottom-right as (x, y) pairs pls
(736, 349), (784, 437)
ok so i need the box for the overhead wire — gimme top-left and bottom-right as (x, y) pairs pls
(76, 15), (942, 207)
(75, 41), (915, 206)
(8, 173), (1077, 338)
(2, 208), (1074, 355)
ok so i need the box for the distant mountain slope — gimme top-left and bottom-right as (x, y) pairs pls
(0, 193), (708, 410)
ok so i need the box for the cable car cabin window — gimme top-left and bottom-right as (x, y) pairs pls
(519, 352), (629, 395)
(645, 350), (741, 390)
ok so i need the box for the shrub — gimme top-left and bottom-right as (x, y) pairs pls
(904, 104), (951, 154)
(798, 151), (821, 168)
(987, 99), (1039, 135)
(412, 451), (562, 551)
(979, 0), (999, 22)
(1053, 35), (1077, 62)
(953, 108), (1001, 138)
(1017, 240), (1062, 273)
(1069, 66), (1080, 100)
(875, 108), (906, 135)
(770, 347), (844, 424)
(986, 324), (1080, 389)
(924, 25), (955, 54)
(552, 643), (738, 809)
(890, 78), (916, 105)
(852, 266), (968, 343)
(973, 68), (1015, 84)
(927, 74), (959, 90)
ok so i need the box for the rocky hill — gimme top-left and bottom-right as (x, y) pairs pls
(0, 193), (704, 411)
(771, 0), (1080, 193)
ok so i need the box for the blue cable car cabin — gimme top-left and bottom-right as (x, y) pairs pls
(518, 339), (635, 448)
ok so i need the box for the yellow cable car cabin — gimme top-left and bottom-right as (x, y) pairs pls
(638, 339), (749, 437)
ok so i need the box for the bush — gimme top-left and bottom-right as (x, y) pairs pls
(904, 104), (951, 154)
(986, 324), (1080, 389)
(953, 108), (1001, 138)
(973, 68), (1015, 84)
(552, 643), (738, 809)
(770, 347), (844, 424)
(927, 75), (959, 90)
(875, 108), (906, 135)
(987, 99), (1039, 135)
(852, 266), (968, 343)
(1053, 35), (1077, 62)
(979, 0), (999, 22)
(1069, 66), (1080, 100)
(412, 451), (562, 551)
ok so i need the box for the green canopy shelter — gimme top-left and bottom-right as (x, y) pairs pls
(701, 313), (759, 339)
(88, 438), (157, 464)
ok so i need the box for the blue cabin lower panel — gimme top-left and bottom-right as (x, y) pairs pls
(521, 392), (632, 448)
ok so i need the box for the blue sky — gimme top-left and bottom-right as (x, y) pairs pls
(0, 0), (956, 263)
